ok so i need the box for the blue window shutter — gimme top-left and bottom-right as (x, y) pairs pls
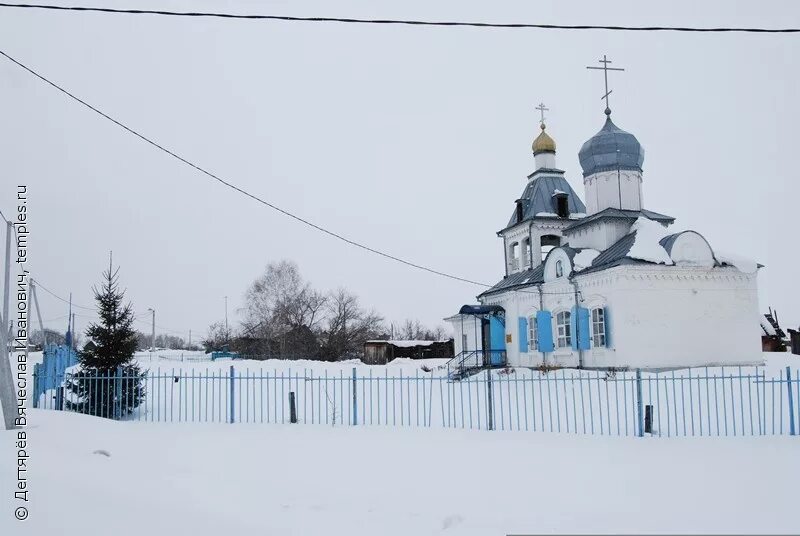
(604, 306), (612, 348)
(518, 317), (529, 353)
(578, 307), (591, 350)
(570, 306), (578, 351)
(536, 311), (554, 352)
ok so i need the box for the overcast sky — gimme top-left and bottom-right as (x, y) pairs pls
(1, 0), (798, 341)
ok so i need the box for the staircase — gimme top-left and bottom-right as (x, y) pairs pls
(446, 350), (507, 381)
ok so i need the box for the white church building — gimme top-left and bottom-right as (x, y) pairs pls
(446, 99), (762, 374)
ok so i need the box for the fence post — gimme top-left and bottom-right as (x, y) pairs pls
(487, 372), (494, 431)
(352, 367), (357, 426)
(289, 392), (297, 424)
(229, 365), (235, 424)
(787, 366), (796, 436)
(114, 366), (122, 420)
(32, 363), (39, 409)
(636, 369), (644, 437)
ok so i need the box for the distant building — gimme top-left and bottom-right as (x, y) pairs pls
(362, 340), (454, 365)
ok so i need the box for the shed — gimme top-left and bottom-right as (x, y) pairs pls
(362, 339), (454, 365)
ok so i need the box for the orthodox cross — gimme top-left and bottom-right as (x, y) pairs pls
(535, 102), (549, 126)
(586, 55), (624, 115)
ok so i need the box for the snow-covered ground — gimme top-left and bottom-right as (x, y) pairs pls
(1, 409), (798, 535)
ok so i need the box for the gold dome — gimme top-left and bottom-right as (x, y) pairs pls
(532, 123), (556, 155)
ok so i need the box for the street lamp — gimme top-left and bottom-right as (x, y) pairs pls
(147, 308), (155, 354)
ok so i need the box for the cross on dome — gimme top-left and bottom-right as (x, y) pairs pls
(586, 54), (625, 116)
(535, 102), (549, 127)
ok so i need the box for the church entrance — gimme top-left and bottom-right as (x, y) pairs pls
(482, 315), (506, 367)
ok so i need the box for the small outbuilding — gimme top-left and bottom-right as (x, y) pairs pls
(363, 339), (454, 365)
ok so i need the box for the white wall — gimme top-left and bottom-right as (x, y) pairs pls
(584, 170), (643, 214)
(563, 219), (633, 251)
(446, 314), (483, 355)
(577, 265), (762, 369)
(476, 263), (762, 371)
(534, 152), (556, 170)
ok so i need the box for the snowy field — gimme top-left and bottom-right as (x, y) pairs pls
(1, 409), (799, 535)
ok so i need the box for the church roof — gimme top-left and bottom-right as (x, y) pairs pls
(563, 207), (674, 234)
(478, 265), (545, 298)
(578, 116), (644, 177)
(503, 173), (587, 231)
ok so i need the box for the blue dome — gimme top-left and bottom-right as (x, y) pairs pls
(578, 116), (644, 177)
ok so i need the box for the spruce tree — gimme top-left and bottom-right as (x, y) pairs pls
(66, 260), (145, 418)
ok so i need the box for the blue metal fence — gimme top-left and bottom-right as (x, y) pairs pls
(32, 364), (800, 437)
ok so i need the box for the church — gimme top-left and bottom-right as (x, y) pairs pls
(446, 62), (762, 375)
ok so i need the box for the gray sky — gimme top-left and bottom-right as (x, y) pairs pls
(1, 0), (798, 341)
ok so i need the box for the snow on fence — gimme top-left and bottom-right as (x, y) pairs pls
(32, 365), (800, 437)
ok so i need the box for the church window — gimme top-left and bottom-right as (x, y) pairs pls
(510, 242), (520, 271)
(555, 260), (564, 278)
(528, 314), (538, 350)
(556, 195), (570, 217)
(556, 311), (571, 348)
(462, 334), (468, 352)
(515, 201), (524, 223)
(522, 238), (530, 267)
(592, 308), (606, 347)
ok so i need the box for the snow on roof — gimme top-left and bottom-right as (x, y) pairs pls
(573, 249), (600, 272)
(535, 211), (559, 217)
(551, 189), (566, 196)
(761, 316), (777, 336)
(716, 250), (758, 274)
(365, 340), (445, 347)
(568, 212), (587, 219)
(628, 217), (674, 265)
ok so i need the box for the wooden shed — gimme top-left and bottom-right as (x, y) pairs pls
(362, 339), (454, 365)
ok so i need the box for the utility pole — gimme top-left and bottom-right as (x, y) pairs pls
(71, 313), (76, 350)
(188, 329), (192, 349)
(0, 221), (18, 429)
(224, 296), (228, 333)
(147, 308), (155, 353)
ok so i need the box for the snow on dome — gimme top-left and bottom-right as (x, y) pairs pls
(715, 250), (758, 274)
(573, 249), (600, 272)
(628, 217), (673, 265)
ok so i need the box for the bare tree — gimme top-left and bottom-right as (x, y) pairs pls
(397, 319), (449, 341)
(321, 288), (383, 360)
(242, 261), (327, 356)
(202, 321), (234, 352)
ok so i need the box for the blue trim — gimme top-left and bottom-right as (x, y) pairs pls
(604, 306), (612, 348)
(537, 311), (554, 352)
(578, 307), (591, 350)
(518, 317), (529, 353)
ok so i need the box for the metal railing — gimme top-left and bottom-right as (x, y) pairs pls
(32, 364), (800, 436)
(445, 350), (507, 379)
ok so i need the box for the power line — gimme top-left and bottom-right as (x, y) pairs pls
(30, 278), (95, 311)
(0, 3), (797, 33)
(0, 48), (490, 287)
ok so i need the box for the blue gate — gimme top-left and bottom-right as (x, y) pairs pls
(33, 344), (78, 408)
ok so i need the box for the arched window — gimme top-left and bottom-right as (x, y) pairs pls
(592, 308), (606, 347)
(555, 310), (571, 348)
(528, 314), (538, 350)
(555, 260), (564, 278)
